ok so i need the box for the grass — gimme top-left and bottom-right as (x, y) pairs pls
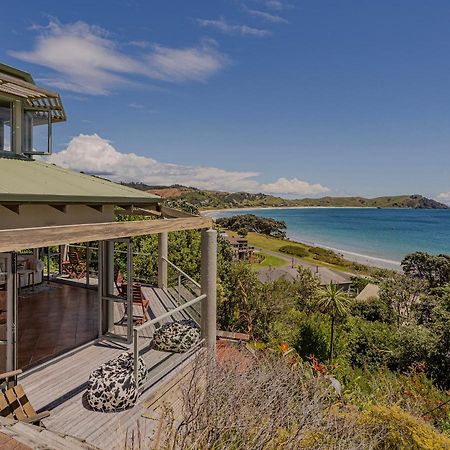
(250, 251), (286, 270)
(226, 231), (371, 275)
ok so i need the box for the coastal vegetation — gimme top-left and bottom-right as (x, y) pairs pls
(116, 215), (450, 448)
(123, 183), (449, 210)
(215, 214), (287, 238)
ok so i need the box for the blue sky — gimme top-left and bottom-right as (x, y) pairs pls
(2, 0), (450, 202)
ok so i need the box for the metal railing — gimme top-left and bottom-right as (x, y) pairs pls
(133, 292), (206, 390)
(162, 256), (201, 306)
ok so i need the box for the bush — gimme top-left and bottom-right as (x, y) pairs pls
(293, 314), (329, 361)
(346, 318), (397, 369)
(393, 325), (436, 373)
(351, 296), (394, 323)
(279, 245), (309, 258)
(309, 246), (346, 265)
(361, 404), (450, 449)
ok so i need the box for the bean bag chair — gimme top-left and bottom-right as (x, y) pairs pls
(86, 352), (148, 412)
(153, 319), (200, 353)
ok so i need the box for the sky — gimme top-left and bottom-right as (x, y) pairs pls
(1, 0), (450, 202)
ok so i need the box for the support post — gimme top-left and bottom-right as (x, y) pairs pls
(158, 232), (168, 289)
(106, 241), (114, 331)
(201, 228), (217, 356)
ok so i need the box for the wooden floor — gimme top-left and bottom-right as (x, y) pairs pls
(18, 283), (98, 368)
(19, 285), (200, 450)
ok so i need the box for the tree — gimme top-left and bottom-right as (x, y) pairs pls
(379, 274), (426, 327)
(316, 282), (351, 362)
(216, 214), (287, 238)
(402, 252), (450, 288)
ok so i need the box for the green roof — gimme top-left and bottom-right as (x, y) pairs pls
(0, 158), (160, 205)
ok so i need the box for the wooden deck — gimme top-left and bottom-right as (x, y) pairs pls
(18, 286), (200, 449)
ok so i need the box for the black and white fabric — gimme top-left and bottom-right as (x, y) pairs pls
(86, 352), (148, 412)
(153, 319), (201, 353)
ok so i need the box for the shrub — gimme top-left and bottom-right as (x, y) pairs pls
(351, 296), (394, 323)
(393, 325), (436, 373)
(293, 314), (329, 361)
(279, 245), (309, 258)
(346, 318), (397, 369)
(309, 246), (346, 265)
(361, 404), (450, 449)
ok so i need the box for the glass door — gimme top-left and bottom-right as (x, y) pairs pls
(98, 239), (133, 344)
(0, 253), (17, 373)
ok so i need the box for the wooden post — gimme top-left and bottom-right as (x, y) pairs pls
(158, 232), (168, 289)
(201, 228), (217, 356)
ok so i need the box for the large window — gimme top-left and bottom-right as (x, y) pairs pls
(23, 110), (52, 155)
(0, 100), (12, 153)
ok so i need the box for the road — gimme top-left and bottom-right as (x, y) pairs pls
(254, 246), (352, 286)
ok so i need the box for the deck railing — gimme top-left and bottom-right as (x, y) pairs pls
(132, 258), (205, 390)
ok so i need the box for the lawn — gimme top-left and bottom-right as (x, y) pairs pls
(245, 232), (370, 275)
(250, 251), (286, 270)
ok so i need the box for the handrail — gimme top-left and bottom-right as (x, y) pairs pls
(133, 292), (206, 386)
(162, 257), (201, 289)
(134, 293), (205, 332)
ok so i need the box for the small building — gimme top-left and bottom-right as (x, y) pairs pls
(0, 63), (217, 448)
(223, 234), (254, 260)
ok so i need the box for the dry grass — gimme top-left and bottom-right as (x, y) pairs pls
(154, 354), (383, 450)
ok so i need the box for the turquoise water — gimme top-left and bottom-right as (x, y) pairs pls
(207, 208), (450, 265)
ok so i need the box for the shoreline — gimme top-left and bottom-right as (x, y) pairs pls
(202, 206), (378, 215)
(206, 207), (403, 271)
(286, 236), (402, 271)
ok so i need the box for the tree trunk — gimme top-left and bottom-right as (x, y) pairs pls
(329, 315), (335, 362)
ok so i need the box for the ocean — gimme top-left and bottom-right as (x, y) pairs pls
(205, 208), (450, 269)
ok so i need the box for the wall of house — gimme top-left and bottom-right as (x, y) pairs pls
(0, 204), (115, 230)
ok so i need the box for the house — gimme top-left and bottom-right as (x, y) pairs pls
(222, 233), (254, 260)
(0, 63), (217, 448)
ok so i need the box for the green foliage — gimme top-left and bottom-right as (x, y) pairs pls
(293, 313), (329, 361)
(361, 404), (450, 449)
(279, 244), (309, 258)
(216, 214), (287, 238)
(351, 296), (394, 323)
(402, 251), (450, 288)
(309, 246), (347, 266)
(345, 317), (397, 369)
(294, 265), (321, 311)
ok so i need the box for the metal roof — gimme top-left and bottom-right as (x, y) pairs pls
(0, 158), (160, 205)
(0, 63), (66, 122)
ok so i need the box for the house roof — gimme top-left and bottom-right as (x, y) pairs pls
(0, 63), (66, 122)
(0, 158), (160, 206)
(356, 283), (380, 301)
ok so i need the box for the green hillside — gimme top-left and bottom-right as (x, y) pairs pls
(123, 183), (448, 210)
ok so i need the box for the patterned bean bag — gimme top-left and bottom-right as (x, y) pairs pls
(153, 319), (200, 353)
(86, 352), (148, 412)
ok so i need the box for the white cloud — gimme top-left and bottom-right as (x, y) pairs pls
(45, 134), (330, 197)
(196, 18), (271, 37)
(245, 8), (289, 24)
(260, 177), (330, 196)
(437, 192), (450, 204)
(262, 0), (285, 10)
(10, 19), (229, 95)
(145, 41), (229, 82)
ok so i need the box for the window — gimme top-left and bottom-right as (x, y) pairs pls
(22, 110), (52, 155)
(0, 100), (12, 153)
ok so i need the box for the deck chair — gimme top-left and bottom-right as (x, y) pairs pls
(63, 251), (87, 279)
(0, 370), (50, 425)
(121, 282), (150, 325)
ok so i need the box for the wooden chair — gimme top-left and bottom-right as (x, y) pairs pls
(121, 282), (150, 325)
(0, 370), (50, 425)
(62, 251), (87, 279)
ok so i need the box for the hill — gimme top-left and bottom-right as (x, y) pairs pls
(122, 183), (449, 210)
